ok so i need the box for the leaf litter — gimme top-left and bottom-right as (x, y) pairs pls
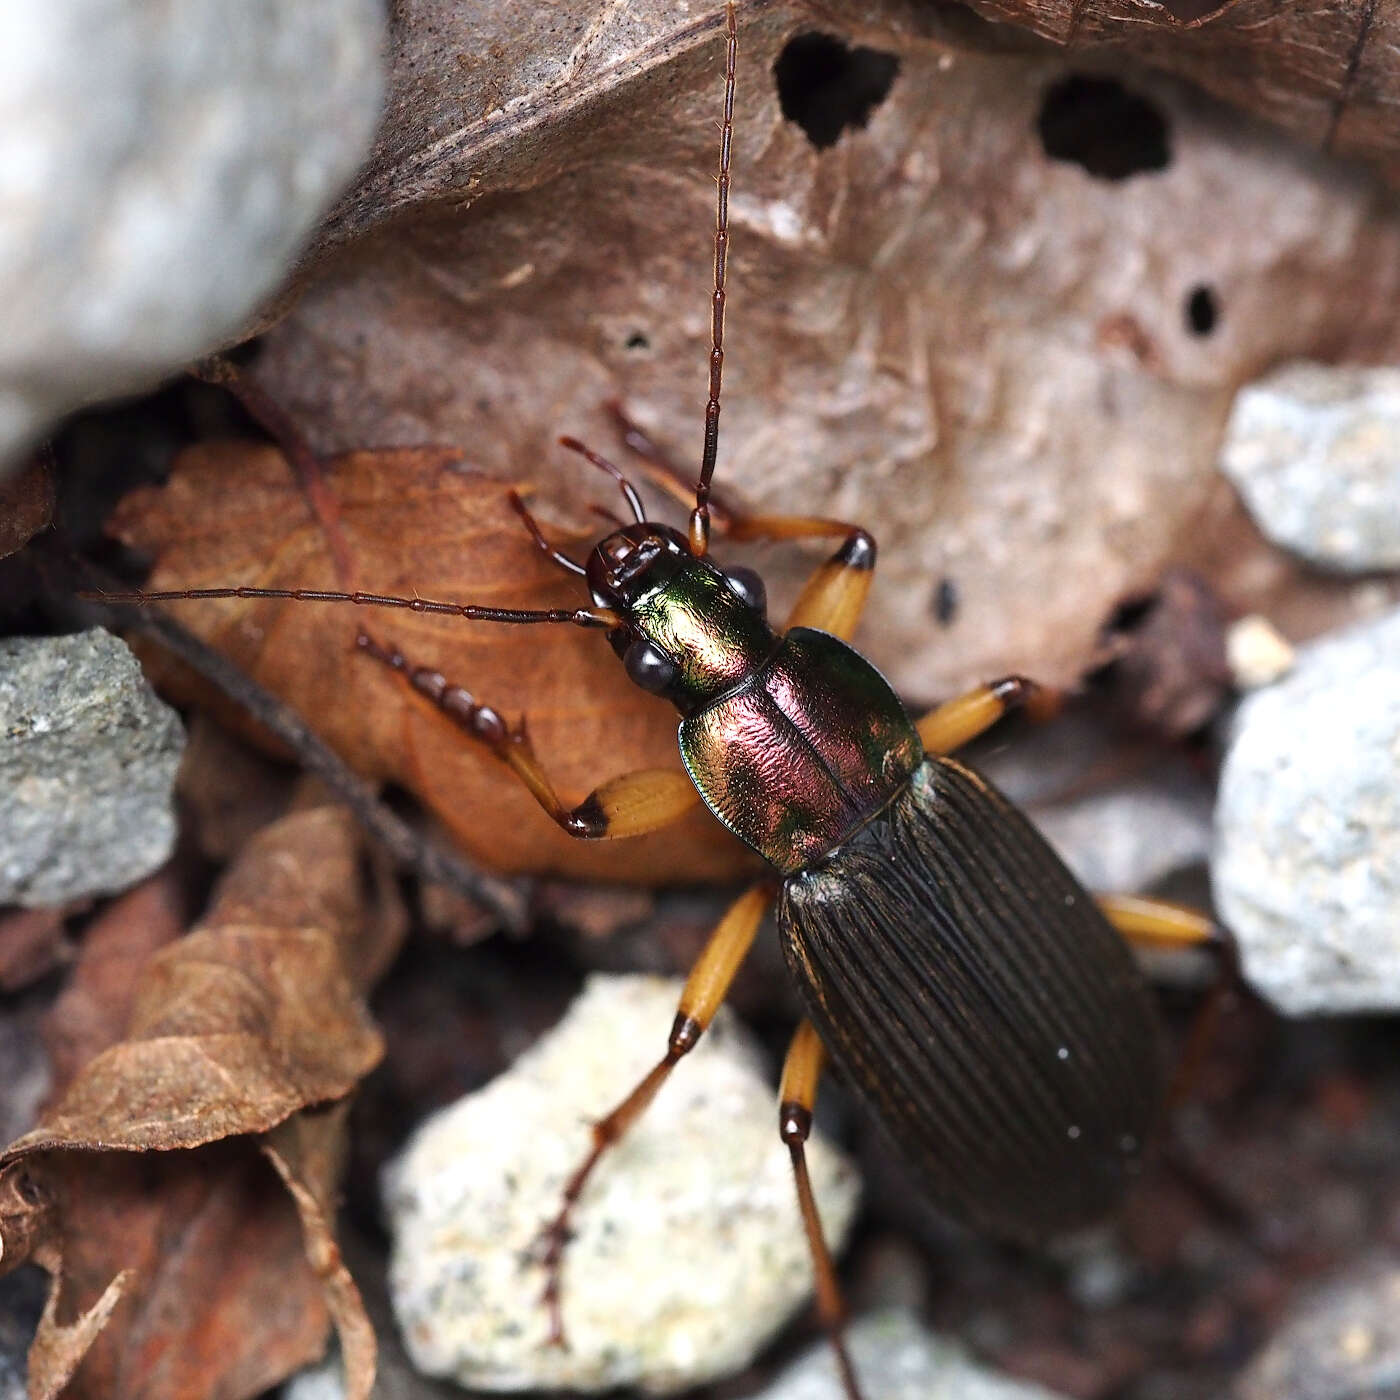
(109, 441), (746, 884)
(0, 807), (391, 1400)
(38, 3), (1400, 1397)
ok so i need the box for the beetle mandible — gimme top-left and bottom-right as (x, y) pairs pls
(105, 6), (1222, 1393)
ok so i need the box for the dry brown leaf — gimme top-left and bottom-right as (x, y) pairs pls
(1091, 568), (1231, 738)
(0, 807), (385, 1400)
(177, 713), (298, 865)
(263, 1107), (376, 1400)
(246, 0), (1398, 718)
(41, 872), (186, 1095)
(0, 908), (73, 996)
(111, 2), (1400, 886)
(17, 1148), (329, 1400)
(0, 457), (54, 561)
(110, 441), (746, 882)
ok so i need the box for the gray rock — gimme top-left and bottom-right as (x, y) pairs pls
(384, 974), (860, 1395)
(754, 1308), (1068, 1400)
(0, 630), (183, 906)
(0, 0), (384, 468)
(283, 1367), (344, 1400)
(1212, 609), (1400, 1014)
(1219, 361), (1400, 572)
(1031, 777), (1215, 898)
(979, 713), (1215, 896)
(1236, 1256), (1400, 1400)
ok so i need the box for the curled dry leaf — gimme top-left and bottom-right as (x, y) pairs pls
(110, 441), (746, 883)
(0, 807), (387, 1400)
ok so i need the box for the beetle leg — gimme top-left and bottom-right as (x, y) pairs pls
(1096, 893), (1218, 949)
(1098, 895), (1236, 1109)
(779, 1021), (864, 1400)
(536, 884), (773, 1345)
(915, 675), (1063, 754)
(690, 511), (878, 639)
(769, 524), (876, 640)
(606, 404), (878, 639)
(355, 632), (699, 838)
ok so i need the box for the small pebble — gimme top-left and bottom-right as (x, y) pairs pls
(754, 1307), (1069, 1399)
(1219, 360), (1400, 572)
(1225, 614), (1296, 690)
(384, 974), (860, 1394)
(1212, 609), (1400, 1014)
(0, 630), (183, 906)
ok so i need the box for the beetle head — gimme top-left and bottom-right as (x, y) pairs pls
(587, 522), (775, 712)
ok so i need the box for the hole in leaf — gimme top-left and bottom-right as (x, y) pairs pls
(1184, 285), (1218, 336)
(1105, 592), (1159, 635)
(625, 331), (650, 352)
(774, 32), (899, 151)
(1037, 76), (1170, 180)
(932, 576), (959, 626)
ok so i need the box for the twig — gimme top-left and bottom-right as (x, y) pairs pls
(74, 570), (530, 933)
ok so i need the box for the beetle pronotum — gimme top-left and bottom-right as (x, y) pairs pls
(95, 6), (1223, 1393)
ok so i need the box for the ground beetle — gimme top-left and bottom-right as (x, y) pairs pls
(104, 7), (1220, 1393)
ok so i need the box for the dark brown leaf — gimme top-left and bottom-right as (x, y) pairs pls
(1093, 568), (1232, 738)
(948, 0), (1400, 182)
(0, 457), (54, 561)
(0, 908), (72, 996)
(42, 872), (186, 1097)
(0, 807), (384, 1400)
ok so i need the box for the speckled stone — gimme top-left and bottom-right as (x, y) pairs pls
(0, 630), (183, 906)
(755, 1308), (1069, 1400)
(384, 974), (860, 1394)
(1212, 609), (1400, 1014)
(1219, 361), (1400, 572)
(1237, 1257), (1400, 1400)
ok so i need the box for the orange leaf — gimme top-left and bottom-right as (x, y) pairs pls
(109, 441), (747, 883)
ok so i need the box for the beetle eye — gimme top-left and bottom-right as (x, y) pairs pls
(723, 565), (767, 614)
(623, 637), (678, 694)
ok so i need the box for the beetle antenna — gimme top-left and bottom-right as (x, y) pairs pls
(557, 436), (646, 523)
(77, 584), (618, 628)
(688, 0), (737, 558)
(508, 490), (589, 576)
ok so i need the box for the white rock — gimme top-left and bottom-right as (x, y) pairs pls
(754, 1307), (1069, 1400)
(1212, 609), (1400, 1014)
(0, 630), (183, 906)
(0, 0), (384, 468)
(281, 1363), (344, 1400)
(384, 974), (860, 1394)
(1237, 1257), (1400, 1400)
(1219, 361), (1400, 571)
